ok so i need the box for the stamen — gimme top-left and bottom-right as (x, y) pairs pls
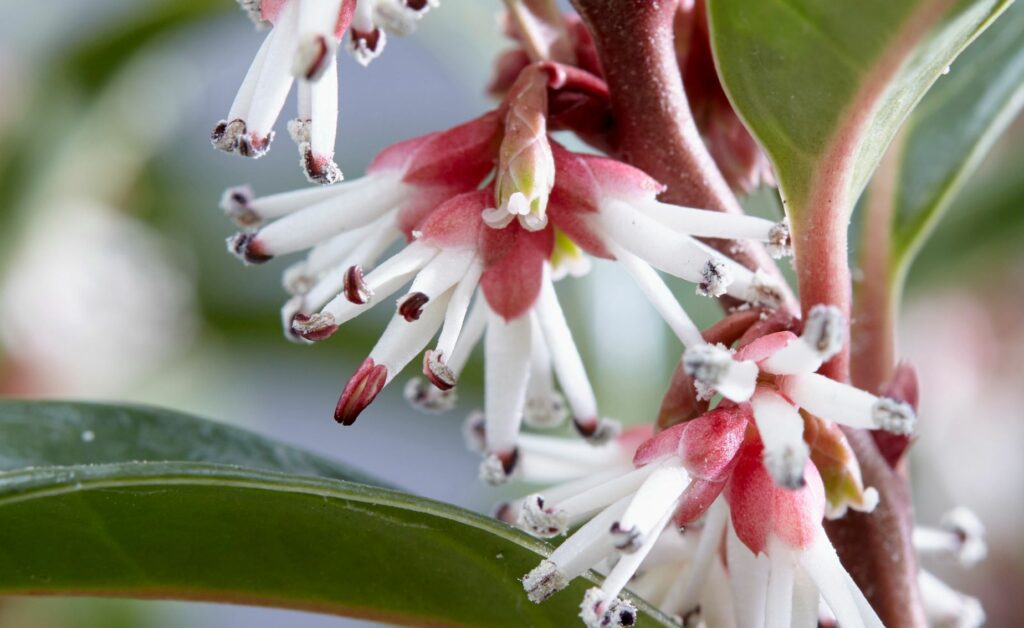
(234, 0), (299, 156)
(760, 304), (844, 374)
(524, 315), (568, 429)
(403, 376), (457, 413)
(914, 508), (987, 568)
(580, 588), (637, 628)
(211, 118), (248, 153)
(697, 259), (731, 298)
(480, 449), (520, 485)
(349, 28), (386, 65)
(519, 495), (569, 538)
(422, 349), (455, 390)
(585, 507), (674, 626)
(397, 292), (430, 321)
(659, 498), (729, 620)
(219, 185), (259, 227)
(293, 34), (334, 81)
(766, 220), (792, 259)
(871, 397), (916, 435)
(291, 311), (339, 341)
(220, 180), (343, 225)
(334, 288), (451, 424)
(344, 265), (372, 304)
(919, 569), (985, 627)
(682, 344), (757, 402)
(749, 268), (784, 308)
(462, 411), (486, 454)
(573, 417), (622, 445)
(226, 232), (273, 265)
(334, 357), (388, 425)
(301, 56), (341, 184)
(526, 464), (660, 538)
(798, 528), (884, 628)
(523, 497), (630, 603)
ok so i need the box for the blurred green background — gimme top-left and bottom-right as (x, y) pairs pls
(0, 1), (1020, 625)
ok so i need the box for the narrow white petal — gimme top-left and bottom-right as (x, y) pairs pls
(433, 258), (483, 358)
(612, 460), (689, 553)
(524, 313), (568, 429)
(660, 496), (730, 618)
(404, 248), (476, 302)
(596, 200), (757, 302)
(246, 0), (299, 137)
(484, 311), (532, 454)
(608, 242), (704, 348)
(600, 506), (675, 601)
(637, 198), (777, 241)
(368, 288), (449, 381)
(791, 566), (820, 628)
(727, 520), (770, 628)
(765, 539), (796, 628)
(533, 264), (599, 427)
(446, 295), (487, 374)
(228, 30), (274, 120)
(231, 181), (346, 223)
(255, 172), (408, 255)
(798, 528), (881, 628)
(919, 569), (985, 628)
(783, 374), (916, 434)
(308, 56), (338, 157)
(552, 464), (662, 531)
(751, 387), (810, 489)
(302, 218), (399, 312)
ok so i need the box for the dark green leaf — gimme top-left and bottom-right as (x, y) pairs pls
(0, 462), (672, 626)
(0, 401), (673, 625)
(0, 399), (380, 486)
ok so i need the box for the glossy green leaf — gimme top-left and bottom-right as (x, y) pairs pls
(0, 401), (673, 626)
(889, 0), (1024, 275)
(707, 0), (1012, 229)
(0, 399), (380, 485)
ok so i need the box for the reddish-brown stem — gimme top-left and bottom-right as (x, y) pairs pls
(569, 0), (798, 317)
(851, 137), (903, 393)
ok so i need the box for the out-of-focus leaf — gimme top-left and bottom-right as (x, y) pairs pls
(0, 401), (673, 626)
(889, 0), (1024, 276)
(707, 0), (1011, 236)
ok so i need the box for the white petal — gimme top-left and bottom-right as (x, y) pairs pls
(254, 172), (408, 255)
(751, 387), (810, 489)
(608, 242), (704, 348)
(483, 310), (532, 454)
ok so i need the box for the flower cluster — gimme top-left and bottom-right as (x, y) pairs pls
(210, 2), (990, 627)
(223, 95), (792, 483)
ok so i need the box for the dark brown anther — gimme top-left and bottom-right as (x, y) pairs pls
(422, 350), (456, 390)
(398, 292), (429, 321)
(227, 232), (273, 265)
(343, 265), (372, 304)
(291, 312), (339, 342)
